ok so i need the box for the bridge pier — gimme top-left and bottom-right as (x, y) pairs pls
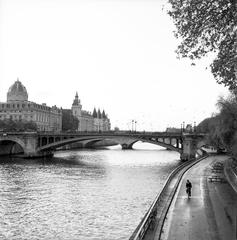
(0, 141), (18, 156)
(21, 135), (52, 158)
(180, 136), (197, 161)
(121, 143), (133, 150)
(0, 132), (54, 158)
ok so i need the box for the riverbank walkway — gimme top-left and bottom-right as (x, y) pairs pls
(159, 155), (237, 240)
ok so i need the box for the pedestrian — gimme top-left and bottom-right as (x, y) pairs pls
(186, 179), (192, 198)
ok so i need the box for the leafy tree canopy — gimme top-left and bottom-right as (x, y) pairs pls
(168, 0), (237, 89)
(197, 92), (237, 155)
(62, 109), (79, 131)
(0, 119), (37, 132)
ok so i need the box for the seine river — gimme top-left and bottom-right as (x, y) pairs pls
(0, 143), (180, 240)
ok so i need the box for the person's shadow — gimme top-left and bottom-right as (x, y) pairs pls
(186, 196), (192, 203)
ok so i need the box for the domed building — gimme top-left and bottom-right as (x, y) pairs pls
(7, 79), (28, 102)
(0, 79), (62, 132)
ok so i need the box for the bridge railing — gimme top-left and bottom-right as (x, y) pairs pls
(0, 130), (205, 139)
(37, 130), (183, 137)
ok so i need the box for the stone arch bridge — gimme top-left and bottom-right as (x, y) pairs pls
(0, 131), (206, 160)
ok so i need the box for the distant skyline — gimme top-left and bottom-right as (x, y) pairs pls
(0, 0), (228, 131)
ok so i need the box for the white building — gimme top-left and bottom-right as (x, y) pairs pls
(71, 92), (110, 131)
(0, 79), (62, 132)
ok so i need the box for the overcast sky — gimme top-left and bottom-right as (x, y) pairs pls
(0, 0), (228, 131)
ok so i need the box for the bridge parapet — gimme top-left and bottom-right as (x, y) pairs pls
(37, 130), (183, 138)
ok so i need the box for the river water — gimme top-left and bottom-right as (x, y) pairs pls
(0, 143), (180, 240)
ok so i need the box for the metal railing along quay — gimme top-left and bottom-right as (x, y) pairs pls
(129, 155), (208, 240)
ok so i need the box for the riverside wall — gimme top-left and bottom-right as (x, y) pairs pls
(129, 154), (208, 240)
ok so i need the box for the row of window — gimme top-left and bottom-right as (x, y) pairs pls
(0, 103), (31, 109)
(0, 110), (34, 113)
(36, 114), (50, 123)
(0, 112), (62, 122)
(0, 113), (61, 123)
(0, 115), (33, 120)
(0, 103), (61, 113)
(37, 116), (61, 123)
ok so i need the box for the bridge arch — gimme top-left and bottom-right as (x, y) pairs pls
(77, 138), (172, 150)
(84, 139), (104, 148)
(37, 136), (105, 152)
(37, 135), (182, 154)
(82, 137), (140, 150)
(0, 137), (25, 156)
(81, 138), (171, 150)
(197, 139), (207, 149)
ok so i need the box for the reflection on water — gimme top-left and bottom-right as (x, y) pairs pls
(0, 143), (180, 240)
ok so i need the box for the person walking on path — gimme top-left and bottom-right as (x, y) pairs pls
(186, 179), (192, 198)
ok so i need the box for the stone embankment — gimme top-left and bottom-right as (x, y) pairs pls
(129, 155), (208, 240)
(130, 154), (237, 240)
(160, 155), (236, 240)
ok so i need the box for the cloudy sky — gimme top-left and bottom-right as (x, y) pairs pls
(0, 0), (228, 131)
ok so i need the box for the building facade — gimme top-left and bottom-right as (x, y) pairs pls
(71, 92), (110, 131)
(0, 79), (62, 132)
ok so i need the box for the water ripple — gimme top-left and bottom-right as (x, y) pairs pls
(0, 147), (180, 239)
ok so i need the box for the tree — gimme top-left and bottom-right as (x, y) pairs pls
(197, 92), (237, 156)
(168, 0), (237, 89)
(216, 94), (237, 153)
(0, 119), (37, 131)
(196, 117), (213, 133)
(62, 109), (79, 131)
(197, 116), (224, 150)
(114, 126), (120, 131)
